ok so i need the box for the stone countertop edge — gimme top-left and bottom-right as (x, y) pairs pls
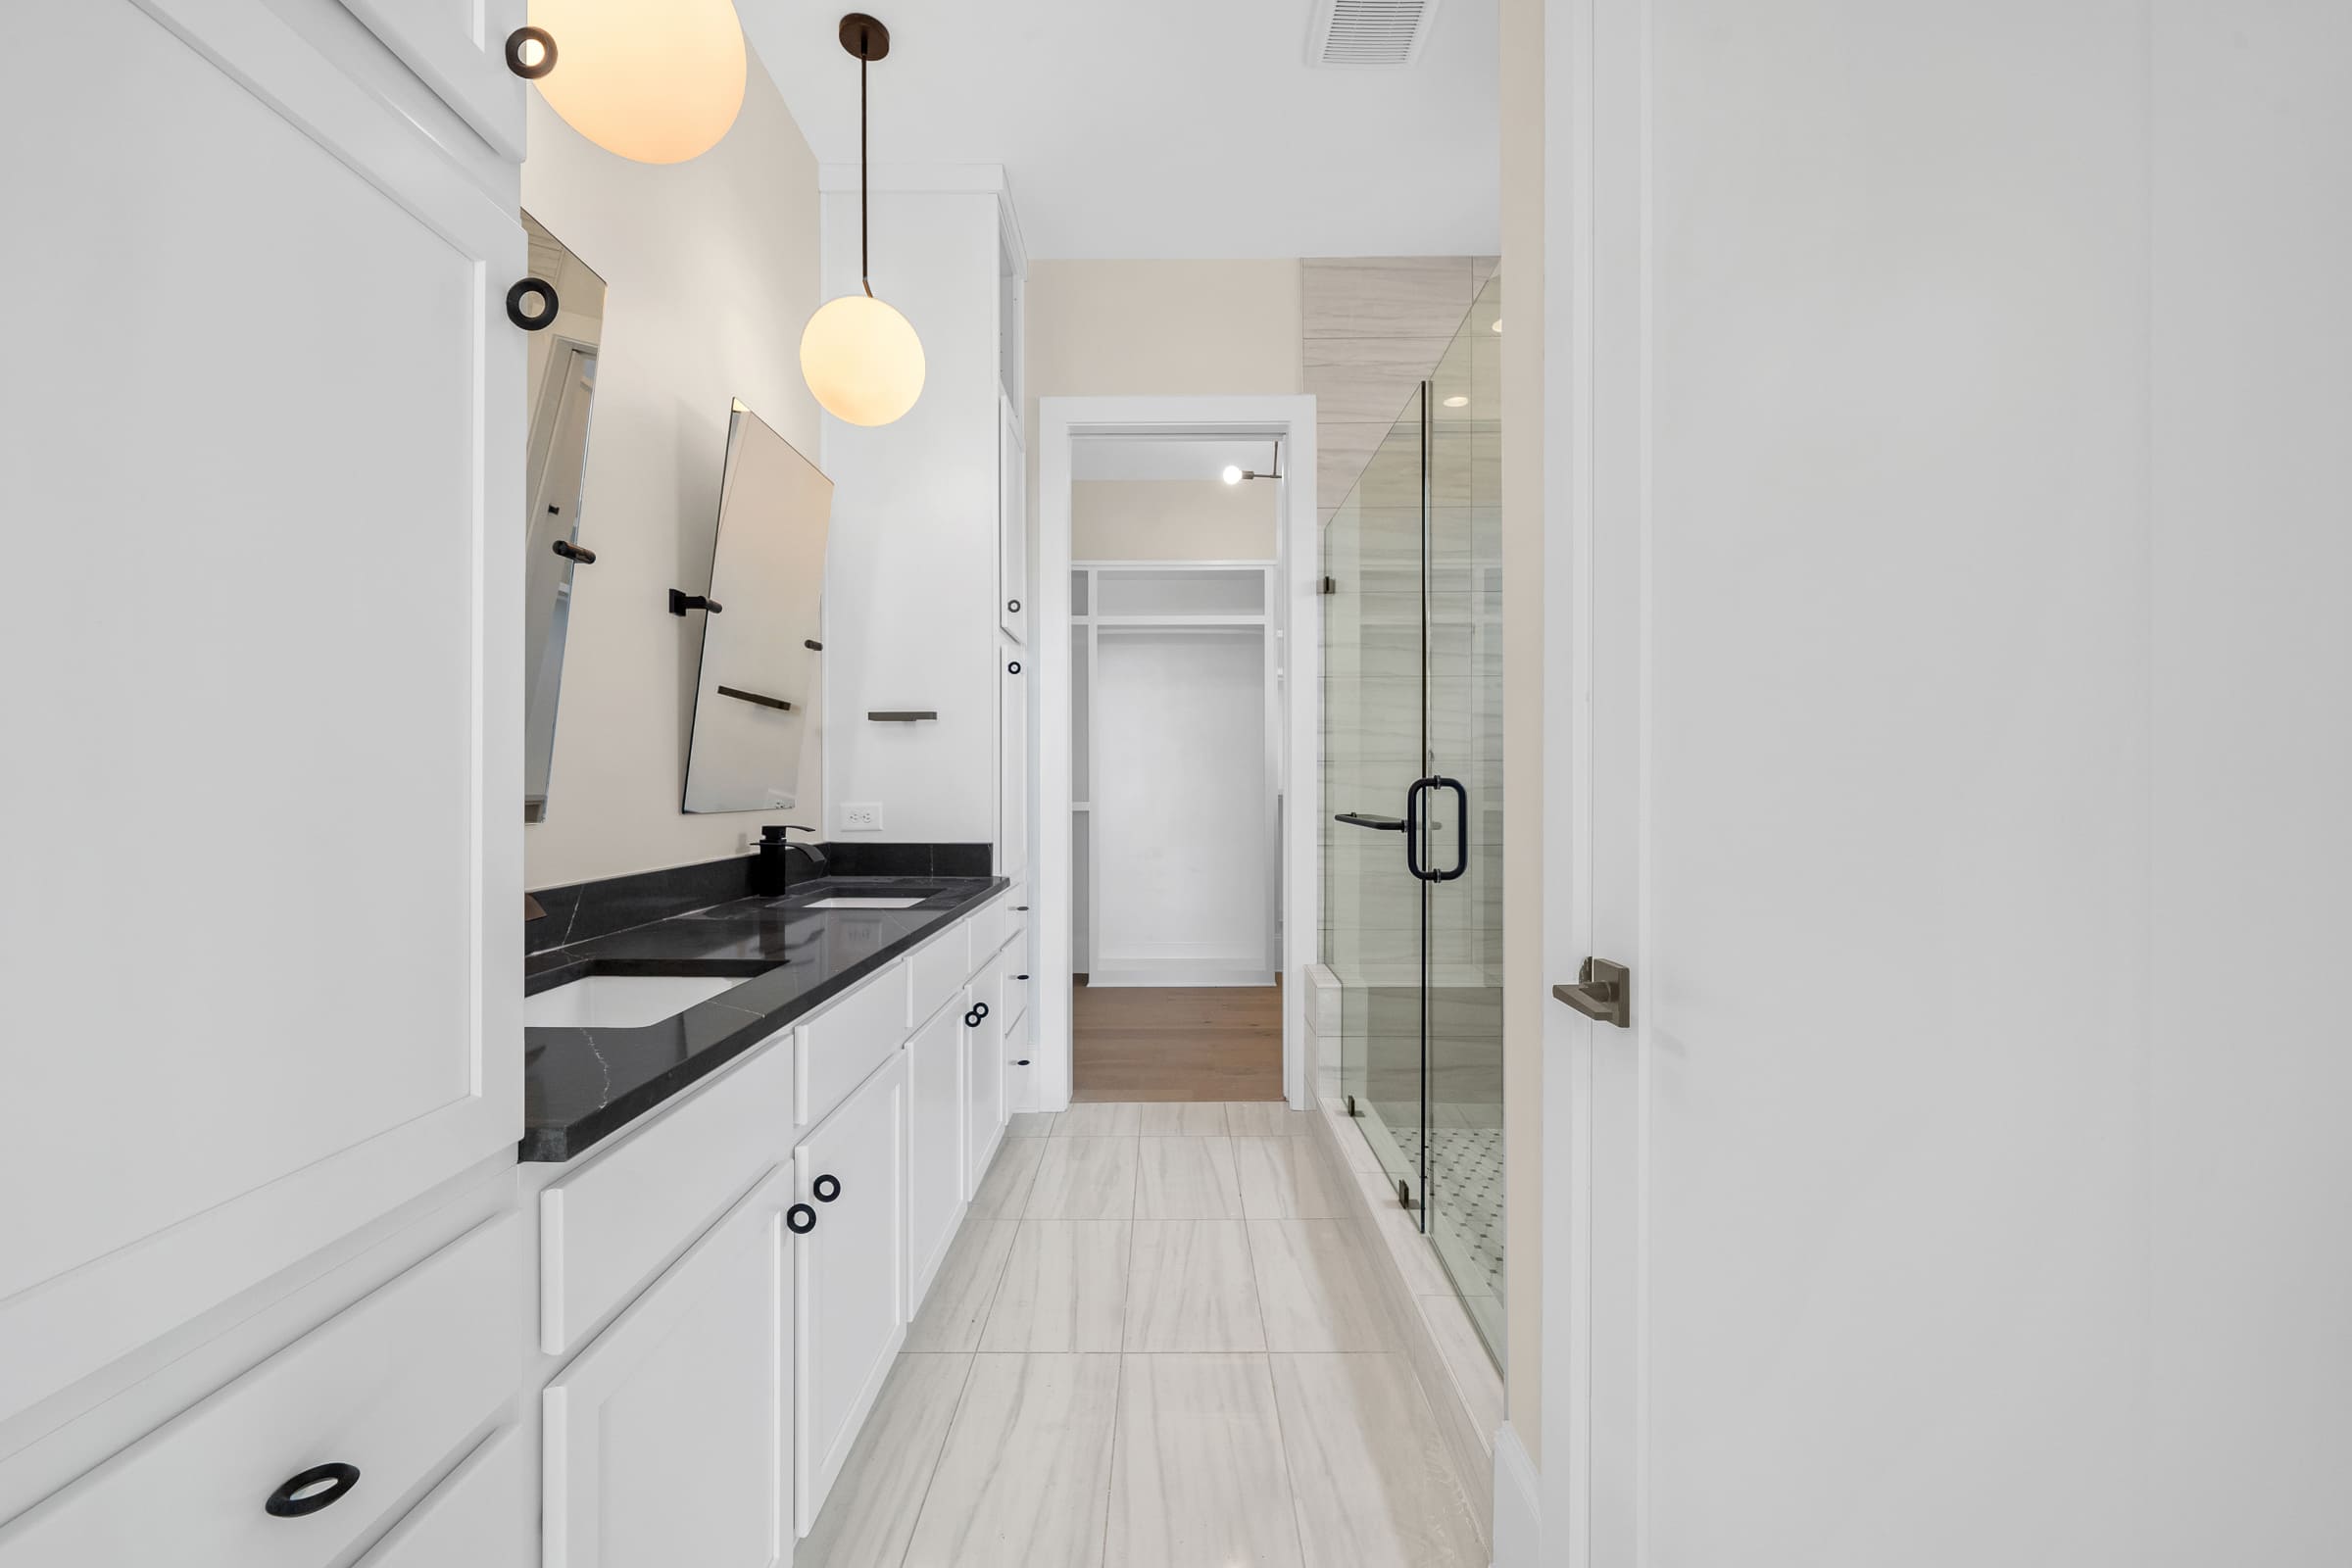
(518, 875), (1009, 1163)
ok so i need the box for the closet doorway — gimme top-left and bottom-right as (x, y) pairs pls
(1038, 413), (1320, 1109)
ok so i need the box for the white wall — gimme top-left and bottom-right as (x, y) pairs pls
(1072, 480), (1276, 561)
(520, 59), (823, 889)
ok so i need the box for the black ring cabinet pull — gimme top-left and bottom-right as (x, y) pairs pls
(974, 1002), (990, 1019)
(964, 1007), (982, 1028)
(787, 1202), (816, 1234)
(1006, 661), (1021, 674)
(504, 25), (557, 77)
(812, 1173), (842, 1203)
(505, 277), (559, 331)
(552, 540), (595, 564)
(266, 1462), (361, 1519)
(1007, 598), (1021, 613)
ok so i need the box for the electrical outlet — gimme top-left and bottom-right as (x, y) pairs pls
(840, 802), (883, 832)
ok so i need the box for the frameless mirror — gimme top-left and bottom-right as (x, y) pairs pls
(681, 403), (832, 812)
(521, 212), (607, 822)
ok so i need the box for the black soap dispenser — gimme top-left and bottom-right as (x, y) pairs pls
(754, 824), (824, 896)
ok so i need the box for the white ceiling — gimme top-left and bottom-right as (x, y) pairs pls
(1072, 436), (1287, 482)
(740, 0), (1499, 260)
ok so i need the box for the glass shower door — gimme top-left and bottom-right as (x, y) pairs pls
(1324, 386), (1429, 1204)
(1319, 271), (1506, 1366)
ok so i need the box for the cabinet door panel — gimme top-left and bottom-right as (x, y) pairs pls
(1000, 652), (1030, 876)
(999, 394), (1027, 643)
(794, 1056), (906, 1535)
(356, 1425), (532, 1568)
(906, 1000), (966, 1311)
(544, 1171), (790, 1568)
(963, 955), (1007, 1194)
(0, 0), (522, 1419)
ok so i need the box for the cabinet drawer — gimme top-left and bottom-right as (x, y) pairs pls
(800, 959), (911, 1125)
(906, 918), (972, 1027)
(965, 895), (1008, 965)
(540, 1036), (792, 1354)
(355, 1425), (531, 1567)
(0, 1212), (523, 1568)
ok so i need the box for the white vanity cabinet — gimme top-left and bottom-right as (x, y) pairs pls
(1000, 393), (1028, 644)
(963, 951), (1011, 1193)
(544, 1170), (793, 1568)
(793, 1054), (908, 1535)
(1, 0), (524, 1422)
(906, 1000), (969, 1308)
(356, 1426), (534, 1568)
(338, 0), (529, 159)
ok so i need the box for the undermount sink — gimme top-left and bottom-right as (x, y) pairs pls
(802, 896), (928, 909)
(525, 973), (752, 1029)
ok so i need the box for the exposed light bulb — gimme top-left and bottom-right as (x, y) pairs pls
(525, 0), (747, 165)
(1221, 466), (1244, 486)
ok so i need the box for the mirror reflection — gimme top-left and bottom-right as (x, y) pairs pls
(682, 403), (833, 813)
(521, 212), (607, 823)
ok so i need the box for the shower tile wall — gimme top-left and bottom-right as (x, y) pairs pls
(1302, 256), (1500, 528)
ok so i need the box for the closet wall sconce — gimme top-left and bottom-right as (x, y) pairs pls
(668, 590), (723, 615)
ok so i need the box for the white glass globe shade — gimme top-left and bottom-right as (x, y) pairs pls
(528, 0), (747, 165)
(800, 294), (927, 427)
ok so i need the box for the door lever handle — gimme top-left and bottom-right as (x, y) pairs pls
(1552, 957), (1631, 1029)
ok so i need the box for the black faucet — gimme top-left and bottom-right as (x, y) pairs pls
(754, 824), (827, 895)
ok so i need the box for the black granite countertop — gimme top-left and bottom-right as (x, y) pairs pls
(522, 874), (1005, 1161)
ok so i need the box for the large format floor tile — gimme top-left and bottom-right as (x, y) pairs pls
(1135, 1102), (1228, 1136)
(904, 1220), (1017, 1352)
(1248, 1220), (1396, 1352)
(1224, 1102), (1311, 1139)
(1134, 1136), (1244, 1219)
(1106, 1353), (1303, 1568)
(1267, 1352), (1487, 1568)
(1234, 1136), (1349, 1219)
(1124, 1220), (1265, 1352)
(982, 1220), (1132, 1352)
(903, 1353), (1121, 1568)
(1056, 1101), (1146, 1137)
(797, 1353), (972, 1568)
(1007, 1110), (1061, 1137)
(968, 1134), (1049, 1220)
(1027, 1137), (1141, 1219)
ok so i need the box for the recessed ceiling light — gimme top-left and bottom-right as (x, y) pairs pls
(1221, 465), (1244, 485)
(1443, 395), (1469, 408)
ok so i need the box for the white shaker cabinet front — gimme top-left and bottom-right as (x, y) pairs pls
(355, 1426), (533, 1568)
(905, 1000), (968, 1311)
(338, 0), (529, 158)
(0, 0), (523, 1419)
(963, 951), (1009, 1194)
(793, 1054), (907, 1536)
(543, 1171), (794, 1568)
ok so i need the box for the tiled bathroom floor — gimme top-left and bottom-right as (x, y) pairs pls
(797, 1102), (1489, 1568)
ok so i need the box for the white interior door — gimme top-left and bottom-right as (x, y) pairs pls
(1550, 4), (2352, 1564)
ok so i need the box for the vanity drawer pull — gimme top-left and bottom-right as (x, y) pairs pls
(266, 1462), (360, 1518)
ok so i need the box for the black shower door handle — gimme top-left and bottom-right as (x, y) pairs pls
(1404, 776), (1469, 883)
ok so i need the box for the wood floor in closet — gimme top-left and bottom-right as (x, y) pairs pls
(1071, 983), (1283, 1102)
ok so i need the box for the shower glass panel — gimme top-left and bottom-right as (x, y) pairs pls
(1320, 271), (1505, 1364)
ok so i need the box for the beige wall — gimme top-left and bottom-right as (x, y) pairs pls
(520, 58), (823, 890)
(1498, 0), (1544, 1462)
(1025, 260), (1306, 418)
(1072, 480), (1278, 561)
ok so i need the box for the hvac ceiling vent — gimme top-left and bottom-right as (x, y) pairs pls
(1305, 0), (1446, 67)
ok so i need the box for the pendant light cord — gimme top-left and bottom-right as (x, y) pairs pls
(858, 40), (872, 298)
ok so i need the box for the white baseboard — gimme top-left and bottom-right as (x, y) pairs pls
(1085, 968), (1276, 988)
(1492, 1420), (1542, 1568)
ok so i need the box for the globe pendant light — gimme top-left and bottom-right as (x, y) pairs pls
(510, 0), (747, 166)
(800, 14), (926, 428)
